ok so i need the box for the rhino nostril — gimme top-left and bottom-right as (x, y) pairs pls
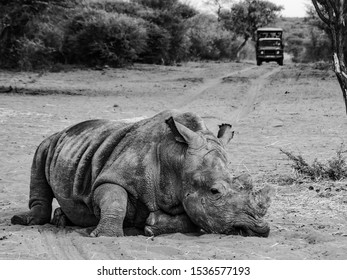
(210, 188), (220, 195)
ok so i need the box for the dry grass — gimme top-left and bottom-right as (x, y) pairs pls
(280, 144), (347, 182)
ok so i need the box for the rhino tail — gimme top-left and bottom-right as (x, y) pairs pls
(11, 138), (54, 226)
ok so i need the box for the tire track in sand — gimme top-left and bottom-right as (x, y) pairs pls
(174, 65), (257, 109)
(38, 227), (87, 259)
(174, 64), (281, 124)
(229, 66), (281, 123)
(36, 227), (127, 259)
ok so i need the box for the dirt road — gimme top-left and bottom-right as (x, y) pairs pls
(0, 61), (347, 259)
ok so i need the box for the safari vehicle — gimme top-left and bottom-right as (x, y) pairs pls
(255, 27), (284, 66)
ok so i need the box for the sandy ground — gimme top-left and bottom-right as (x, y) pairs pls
(0, 61), (347, 260)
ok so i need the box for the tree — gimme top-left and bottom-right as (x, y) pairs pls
(300, 5), (331, 62)
(186, 13), (239, 60)
(0, 0), (76, 69)
(311, 0), (347, 114)
(203, 0), (232, 21)
(132, 0), (197, 64)
(219, 0), (283, 61)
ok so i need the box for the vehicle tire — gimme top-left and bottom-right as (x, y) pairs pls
(257, 59), (262, 66)
(278, 58), (283, 66)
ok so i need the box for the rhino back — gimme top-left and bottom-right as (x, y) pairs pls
(44, 120), (133, 207)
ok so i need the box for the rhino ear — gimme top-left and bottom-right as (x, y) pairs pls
(166, 117), (204, 148)
(217, 123), (234, 146)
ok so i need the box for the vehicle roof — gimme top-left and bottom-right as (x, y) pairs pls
(257, 27), (283, 32)
(259, 38), (282, 41)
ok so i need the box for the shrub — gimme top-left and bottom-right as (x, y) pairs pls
(0, 0), (75, 69)
(187, 14), (238, 60)
(140, 22), (171, 64)
(280, 145), (347, 181)
(135, 1), (197, 64)
(301, 28), (331, 62)
(17, 37), (53, 70)
(88, 0), (143, 16)
(18, 20), (65, 69)
(63, 9), (148, 67)
(0, 0), (200, 69)
(133, 0), (179, 11)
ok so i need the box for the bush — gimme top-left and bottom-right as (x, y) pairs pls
(17, 37), (53, 70)
(280, 145), (347, 181)
(0, 0), (200, 69)
(301, 28), (331, 62)
(140, 22), (171, 64)
(18, 19), (65, 70)
(89, 0), (143, 16)
(135, 1), (196, 64)
(187, 14), (238, 60)
(63, 9), (148, 67)
(133, 0), (179, 11)
(0, 0), (75, 69)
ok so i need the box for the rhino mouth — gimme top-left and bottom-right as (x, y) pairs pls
(226, 223), (270, 237)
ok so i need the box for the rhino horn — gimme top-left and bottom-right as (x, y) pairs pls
(166, 117), (204, 148)
(217, 123), (234, 146)
(233, 173), (253, 191)
(250, 185), (273, 217)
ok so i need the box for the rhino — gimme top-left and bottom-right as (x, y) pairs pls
(11, 110), (271, 237)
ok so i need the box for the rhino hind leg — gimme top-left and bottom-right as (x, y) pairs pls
(51, 207), (73, 227)
(90, 184), (128, 237)
(144, 210), (200, 236)
(11, 141), (53, 226)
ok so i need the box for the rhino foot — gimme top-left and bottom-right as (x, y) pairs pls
(90, 226), (124, 237)
(11, 210), (50, 226)
(90, 217), (124, 237)
(51, 207), (72, 227)
(11, 213), (34, 225)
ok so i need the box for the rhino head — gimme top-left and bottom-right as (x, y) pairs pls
(165, 117), (271, 237)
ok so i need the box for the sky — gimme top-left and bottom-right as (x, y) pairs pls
(187, 0), (311, 18)
(269, 0), (309, 17)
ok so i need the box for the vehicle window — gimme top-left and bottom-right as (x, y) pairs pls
(259, 40), (281, 47)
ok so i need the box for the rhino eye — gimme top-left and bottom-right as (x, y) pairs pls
(210, 188), (220, 195)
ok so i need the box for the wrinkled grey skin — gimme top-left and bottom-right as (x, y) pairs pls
(11, 110), (271, 237)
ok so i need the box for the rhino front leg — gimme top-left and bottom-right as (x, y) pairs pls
(145, 210), (199, 236)
(90, 184), (127, 237)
